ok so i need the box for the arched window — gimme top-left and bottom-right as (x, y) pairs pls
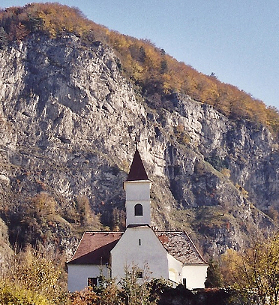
(134, 203), (143, 216)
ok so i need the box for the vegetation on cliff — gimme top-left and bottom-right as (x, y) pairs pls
(0, 2), (279, 134)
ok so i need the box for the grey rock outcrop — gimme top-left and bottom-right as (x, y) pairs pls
(0, 33), (277, 256)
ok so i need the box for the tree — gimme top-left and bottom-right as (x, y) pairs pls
(0, 244), (65, 305)
(69, 286), (99, 305)
(119, 264), (157, 305)
(0, 26), (8, 48)
(221, 233), (279, 305)
(75, 195), (102, 229)
(205, 258), (223, 288)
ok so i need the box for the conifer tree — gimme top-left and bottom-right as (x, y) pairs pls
(205, 258), (223, 288)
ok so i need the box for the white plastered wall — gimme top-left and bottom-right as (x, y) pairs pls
(182, 265), (208, 290)
(111, 226), (169, 281)
(124, 181), (151, 226)
(167, 253), (183, 284)
(67, 264), (110, 292)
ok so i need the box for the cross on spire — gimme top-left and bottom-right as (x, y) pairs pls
(135, 135), (140, 150)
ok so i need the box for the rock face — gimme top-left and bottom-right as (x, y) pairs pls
(0, 218), (13, 272)
(0, 33), (278, 257)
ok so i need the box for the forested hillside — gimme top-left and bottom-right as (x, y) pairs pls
(1, 3), (279, 133)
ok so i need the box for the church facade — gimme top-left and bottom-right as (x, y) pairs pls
(67, 150), (208, 292)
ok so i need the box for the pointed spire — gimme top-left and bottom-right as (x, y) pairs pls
(127, 149), (149, 181)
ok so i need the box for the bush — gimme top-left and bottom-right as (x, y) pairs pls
(0, 282), (49, 305)
(1, 245), (65, 304)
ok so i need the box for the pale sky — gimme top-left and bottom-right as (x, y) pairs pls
(1, 0), (279, 110)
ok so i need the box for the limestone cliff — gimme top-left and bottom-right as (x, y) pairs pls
(0, 33), (277, 258)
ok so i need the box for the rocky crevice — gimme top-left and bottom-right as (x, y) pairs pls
(0, 33), (278, 257)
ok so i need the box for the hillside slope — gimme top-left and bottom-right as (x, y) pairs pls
(0, 4), (278, 260)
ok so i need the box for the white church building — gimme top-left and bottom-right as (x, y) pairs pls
(67, 149), (208, 292)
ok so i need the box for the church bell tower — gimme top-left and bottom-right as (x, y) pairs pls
(124, 149), (151, 227)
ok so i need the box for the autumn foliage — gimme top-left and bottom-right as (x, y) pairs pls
(0, 3), (278, 134)
(0, 245), (66, 305)
(221, 233), (279, 305)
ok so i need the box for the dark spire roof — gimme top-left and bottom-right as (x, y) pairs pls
(127, 149), (149, 181)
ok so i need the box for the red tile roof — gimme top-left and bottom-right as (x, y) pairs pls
(68, 229), (207, 266)
(126, 149), (149, 181)
(67, 232), (123, 265)
(155, 231), (207, 265)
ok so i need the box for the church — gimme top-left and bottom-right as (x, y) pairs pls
(67, 149), (208, 292)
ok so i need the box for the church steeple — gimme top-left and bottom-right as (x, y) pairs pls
(127, 149), (149, 181)
(124, 149), (151, 227)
